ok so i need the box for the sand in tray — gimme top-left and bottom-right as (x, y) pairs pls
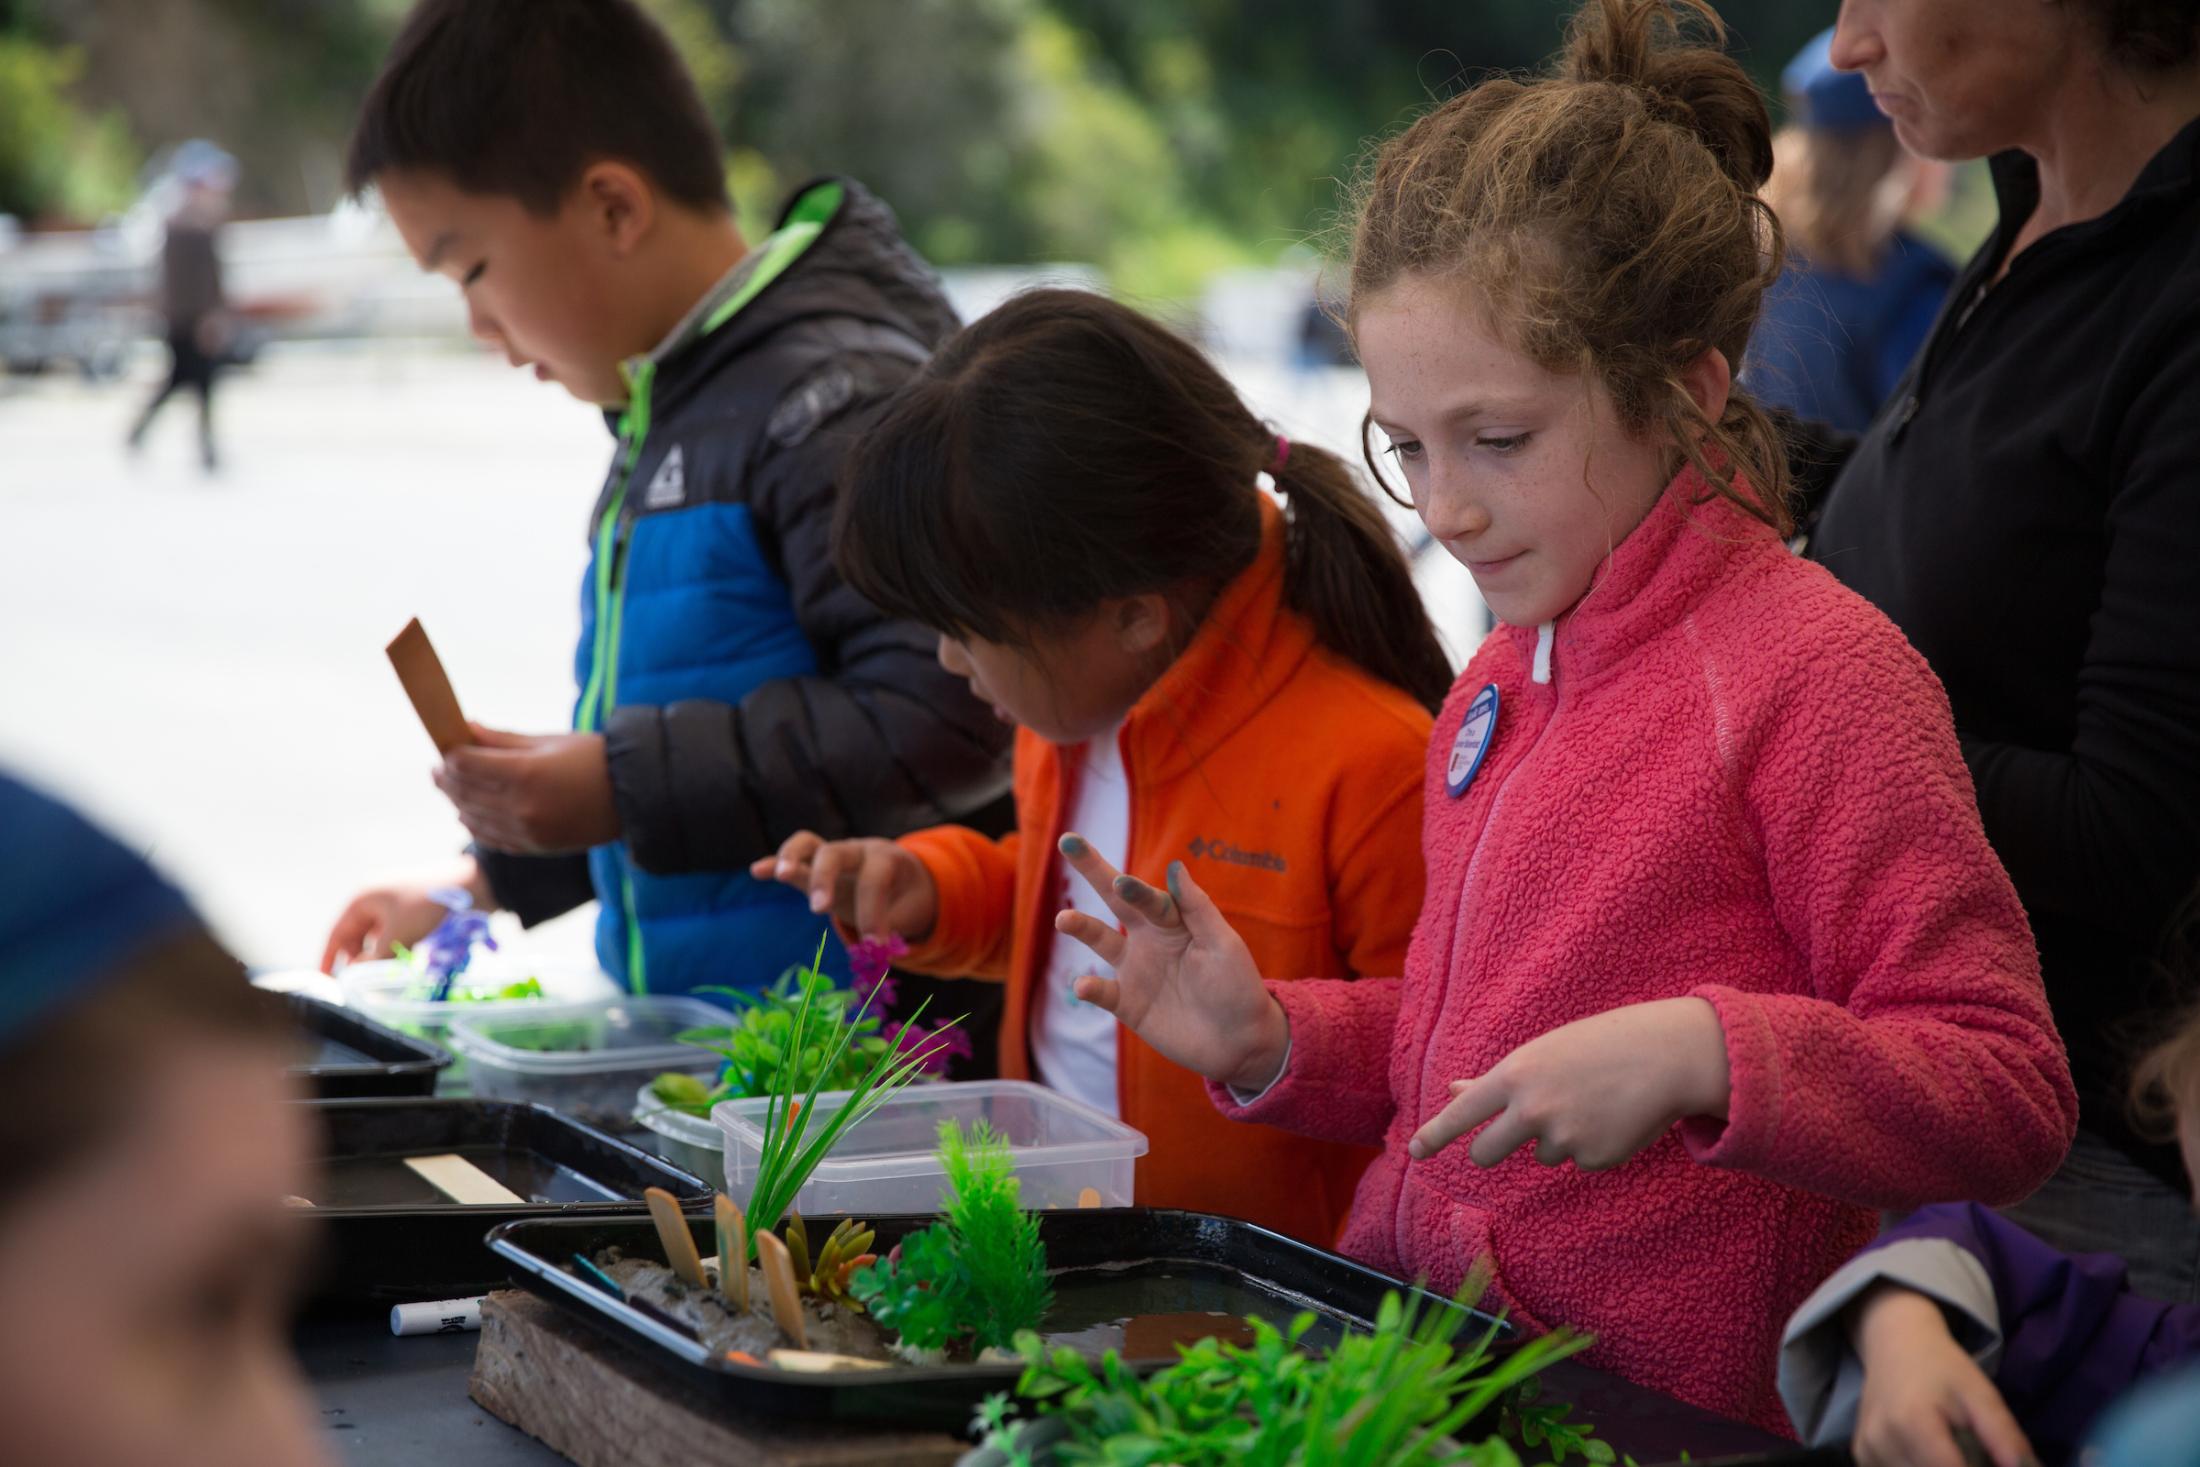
(599, 1251), (891, 1361)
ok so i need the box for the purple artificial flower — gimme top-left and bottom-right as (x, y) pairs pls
(848, 932), (908, 1011)
(419, 886), (496, 992)
(882, 1017), (973, 1077)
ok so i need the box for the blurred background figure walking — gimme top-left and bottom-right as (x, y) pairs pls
(1745, 29), (1954, 434)
(125, 139), (236, 472)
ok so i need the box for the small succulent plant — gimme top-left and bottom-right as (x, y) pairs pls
(782, 1214), (879, 1309)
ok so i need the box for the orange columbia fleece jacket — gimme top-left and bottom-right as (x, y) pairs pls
(896, 499), (1432, 1244)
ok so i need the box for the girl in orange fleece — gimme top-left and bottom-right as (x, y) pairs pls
(754, 287), (1447, 1244)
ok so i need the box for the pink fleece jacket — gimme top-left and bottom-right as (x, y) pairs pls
(1212, 475), (2077, 1433)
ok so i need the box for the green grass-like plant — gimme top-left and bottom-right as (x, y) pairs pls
(733, 937), (957, 1263)
(971, 1275), (1606, 1467)
(849, 1119), (1052, 1354)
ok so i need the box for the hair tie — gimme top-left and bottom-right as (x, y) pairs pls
(1272, 434), (1291, 471)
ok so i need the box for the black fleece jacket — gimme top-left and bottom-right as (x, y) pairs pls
(1803, 118), (2200, 1186)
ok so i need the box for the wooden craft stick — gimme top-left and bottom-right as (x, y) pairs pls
(645, 1187), (707, 1289)
(385, 618), (473, 755)
(752, 1228), (808, 1349)
(715, 1195), (749, 1310)
(768, 1349), (889, 1373)
(404, 1153), (525, 1205)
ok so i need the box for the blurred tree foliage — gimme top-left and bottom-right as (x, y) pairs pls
(0, 8), (135, 221)
(2, 0), (1842, 293)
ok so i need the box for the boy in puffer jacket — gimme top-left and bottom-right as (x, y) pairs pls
(321, 0), (1010, 995)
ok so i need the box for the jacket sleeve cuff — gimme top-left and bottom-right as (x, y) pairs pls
(1679, 983), (1785, 1168)
(1777, 1238), (2002, 1445)
(1205, 979), (1397, 1147)
(603, 706), (683, 874)
(896, 827), (1003, 978)
(1223, 1029), (1293, 1106)
(472, 846), (596, 928)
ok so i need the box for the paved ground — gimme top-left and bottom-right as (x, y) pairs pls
(0, 341), (1483, 973)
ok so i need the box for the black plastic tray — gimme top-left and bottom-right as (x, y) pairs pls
(488, 1207), (1513, 1428)
(297, 1098), (711, 1305)
(287, 993), (452, 1099)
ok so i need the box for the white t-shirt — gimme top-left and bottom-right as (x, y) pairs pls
(1029, 723), (1128, 1118)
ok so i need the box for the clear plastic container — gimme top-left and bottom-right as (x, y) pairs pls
(632, 1081), (725, 1182)
(716, 1079), (1148, 1215)
(338, 958), (618, 1077)
(446, 996), (728, 1134)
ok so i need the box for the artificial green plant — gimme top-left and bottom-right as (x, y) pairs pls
(646, 934), (963, 1116)
(970, 1275), (1606, 1467)
(849, 1119), (1052, 1355)
(648, 965), (896, 1115)
(782, 1214), (877, 1308)
(730, 937), (959, 1265)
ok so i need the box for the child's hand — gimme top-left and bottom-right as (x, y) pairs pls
(752, 832), (939, 942)
(1052, 837), (1289, 1093)
(320, 863), (490, 974)
(431, 722), (618, 854)
(1409, 997), (1731, 1168)
(1850, 1285), (2037, 1467)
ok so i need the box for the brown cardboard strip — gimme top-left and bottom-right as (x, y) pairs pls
(386, 618), (472, 754)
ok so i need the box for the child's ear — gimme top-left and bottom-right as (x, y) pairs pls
(1679, 347), (1733, 425)
(577, 162), (656, 259)
(1112, 594), (1174, 658)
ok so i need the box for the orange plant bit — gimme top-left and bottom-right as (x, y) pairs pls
(785, 1098), (804, 1131)
(724, 1350), (761, 1367)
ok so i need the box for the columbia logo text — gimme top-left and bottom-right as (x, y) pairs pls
(1186, 837), (1287, 873)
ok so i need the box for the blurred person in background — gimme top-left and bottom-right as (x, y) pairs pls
(1745, 28), (1954, 434)
(0, 772), (328, 1467)
(125, 140), (238, 473)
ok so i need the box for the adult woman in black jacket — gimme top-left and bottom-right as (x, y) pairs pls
(1804, 0), (2200, 1299)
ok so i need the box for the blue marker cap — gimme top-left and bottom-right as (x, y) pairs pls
(1783, 28), (1887, 132)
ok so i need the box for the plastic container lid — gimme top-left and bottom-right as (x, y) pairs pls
(633, 1079), (725, 1172)
(338, 957), (617, 1026)
(446, 995), (729, 1074)
(715, 1079), (1147, 1206)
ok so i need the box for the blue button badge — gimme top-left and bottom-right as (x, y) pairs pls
(1446, 683), (1500, 798)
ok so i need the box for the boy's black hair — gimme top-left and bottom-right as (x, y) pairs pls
(346, 0), (730, 215)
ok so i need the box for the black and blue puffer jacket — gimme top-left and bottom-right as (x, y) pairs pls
(477, 179), (1012, 995)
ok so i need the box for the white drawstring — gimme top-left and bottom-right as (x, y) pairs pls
(1532, 621), (1555, 685)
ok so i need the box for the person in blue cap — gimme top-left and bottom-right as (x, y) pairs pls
(0, 773), (330, 1467)
(1743, 28), (1955, 434)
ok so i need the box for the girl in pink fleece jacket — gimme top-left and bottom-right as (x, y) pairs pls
(1050, 0), (2077, 1435)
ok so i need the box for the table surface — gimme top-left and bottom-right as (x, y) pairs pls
(298, 1307), (1820, 1467)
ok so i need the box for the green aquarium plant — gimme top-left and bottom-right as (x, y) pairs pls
(849, 1119), (1052, 1355)
(646, 933), (968, 1117)
(970, 1274), (1606, 1467)
(731, 937), (961, 1262)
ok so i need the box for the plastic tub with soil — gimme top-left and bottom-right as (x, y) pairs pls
(489, 1208), (1508, 1427)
